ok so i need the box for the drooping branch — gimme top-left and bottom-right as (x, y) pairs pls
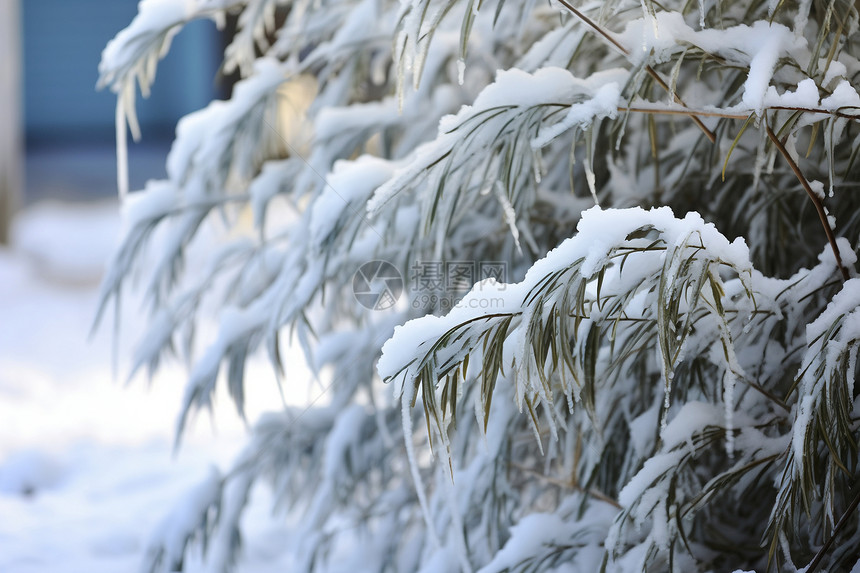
(765, 124), (850, 281)
(555, 0), (717, 142)
(621, 105), (860, 122)
(805, 480), (860, 572)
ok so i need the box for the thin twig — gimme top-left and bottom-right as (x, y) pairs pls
(765, 124), (850, 281)
(620, 105), (860, 122)
(770, 105), (860, 120)
(555, 0), (629, 53)
(557, 0), (860, 142)
(555, 0), (716, 142)
(619, 106), (751, 120)
(645, 69), (716, 143)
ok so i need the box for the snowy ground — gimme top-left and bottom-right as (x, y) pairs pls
(0, 201), (311, 572)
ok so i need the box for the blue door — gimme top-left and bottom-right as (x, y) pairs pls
(22, 0), (221, 143)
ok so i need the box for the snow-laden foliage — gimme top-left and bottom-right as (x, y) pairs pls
(98, 0), (860, 570)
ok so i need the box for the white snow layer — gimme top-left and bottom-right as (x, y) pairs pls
(310, 155), (395, 247)
(619, 12), (825, 115)
(167, 57), (286, 184)
(378, 206), (750, 385)
(367, 66), (626, 214)
(0, 203), (302, 572)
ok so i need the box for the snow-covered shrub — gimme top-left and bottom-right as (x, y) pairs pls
(98, 0), (860, 570)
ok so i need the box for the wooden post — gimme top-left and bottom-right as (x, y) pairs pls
(0, 0), (22, 244)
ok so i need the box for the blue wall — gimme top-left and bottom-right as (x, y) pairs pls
(22, 0), (221, 143)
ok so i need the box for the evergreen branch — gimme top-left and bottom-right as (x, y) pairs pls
(765, 123), (850, 281)
(806, 480), (860, 573)
(769, 105), (860, 120)
(619, 106), (751, 119)
(621, 105), (860, 121)
(100, 0), (860, 570)
(555, 0), (717, 142)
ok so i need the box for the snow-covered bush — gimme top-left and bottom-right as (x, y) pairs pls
(98, 0), (860, 570)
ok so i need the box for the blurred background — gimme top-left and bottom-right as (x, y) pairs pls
(3, 0), (222, 211)
(0, 3), (296, 571)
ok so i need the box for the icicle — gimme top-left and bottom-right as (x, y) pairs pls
(213, 9), (226, 30)
(413, 38), (429, 90)
(825, 119), (846, 198)
(783, 133), (800, 165)
(765, 145), (776, 174)
(778, 531), (797, 570)
(532, 148), (542, 184)
(751, 128), (766, 192)
(474, 386), (489, 448)
(793, 396), (814, 463)
(124, 81), (141, 142)
(518, 219), (540, 255)
(698, 0), (705, 28)
(116, 98), (129, 201)
(457, 58), (465, 86)
(723, 369), (735, 458)
(401, 383), (441, 548)
(849, 345), (858, 399)
(529, 416), (545, 455)
(264, 0), (276, 31)
(795, 0), (813, 36)
(660, 369), (673, 431)
(585, 130), (600, 206)
(494, 182), (522, 255)
(395, 30), (408, 113)
(585, 167), (599, 206)
(641, 0), (659, 38)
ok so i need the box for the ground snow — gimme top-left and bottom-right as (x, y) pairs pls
(0, 203), (301, 572)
